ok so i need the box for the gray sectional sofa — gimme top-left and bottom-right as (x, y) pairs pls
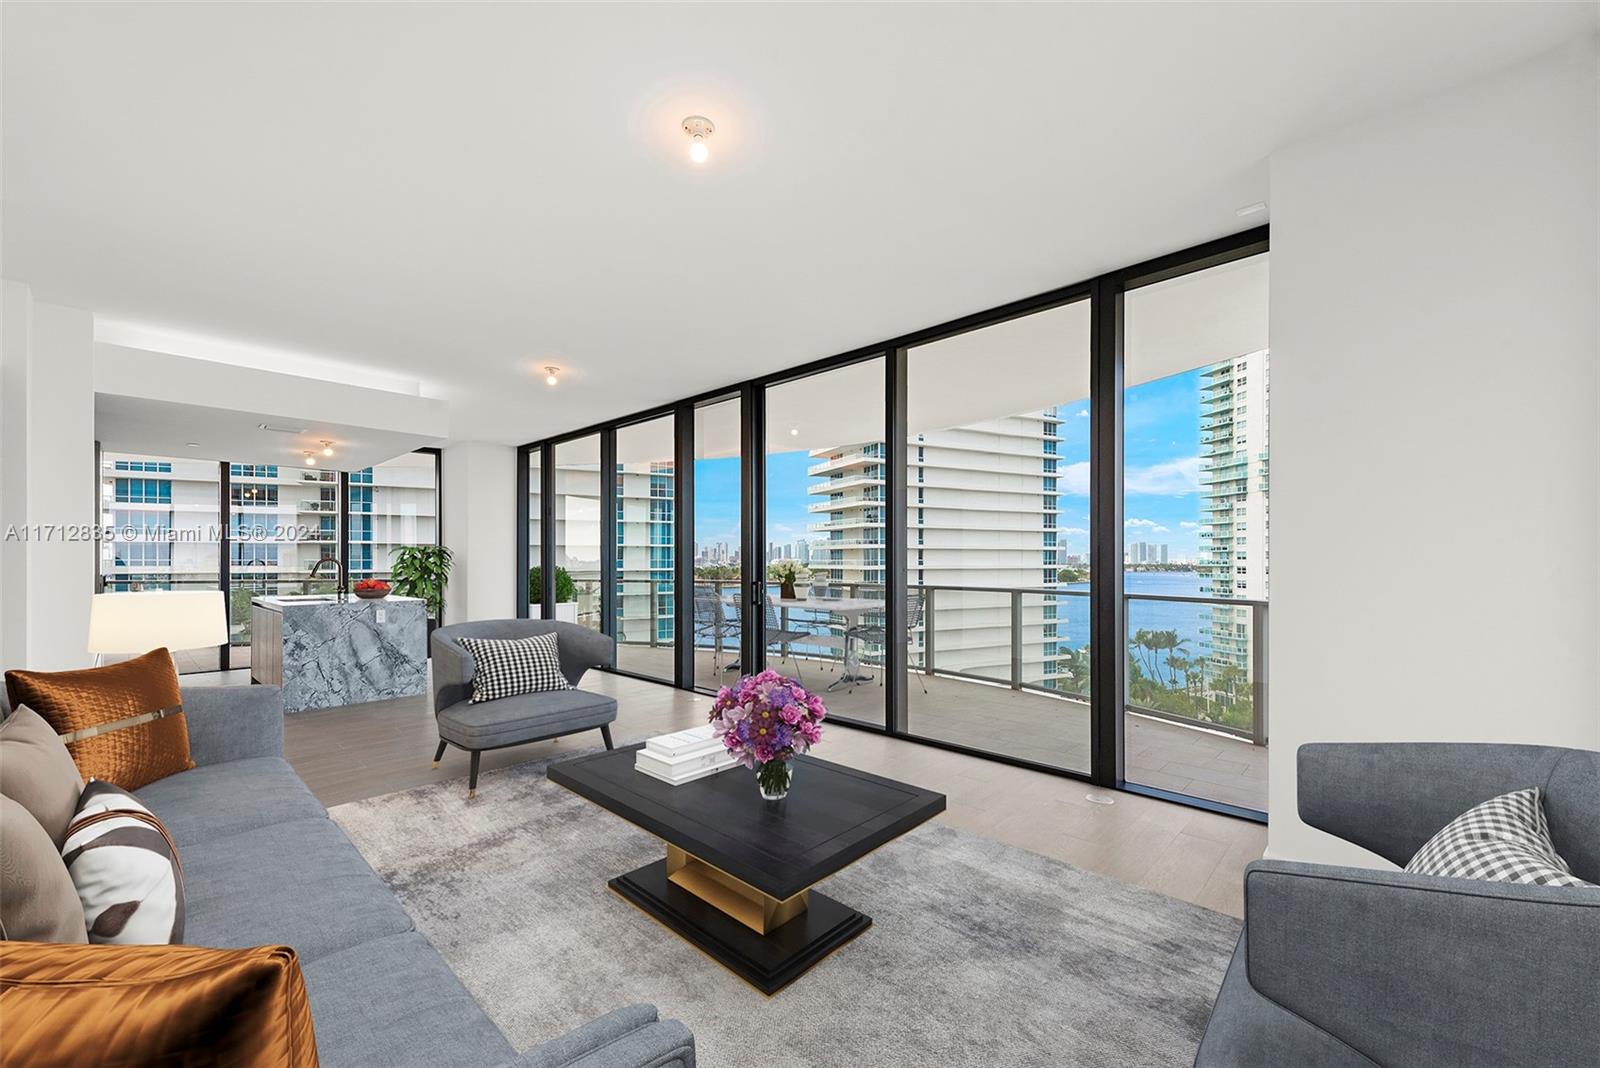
(1195, 742), (1599, 1068)
(94, 684), (693, 1068)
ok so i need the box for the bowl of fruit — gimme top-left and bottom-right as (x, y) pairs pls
(352, 579), (391, 600)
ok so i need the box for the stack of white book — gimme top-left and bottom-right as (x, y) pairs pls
(635, 725), (738, 786)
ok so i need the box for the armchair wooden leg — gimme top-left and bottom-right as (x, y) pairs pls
(468, 750), (481, 799)
(601, 724), (614, 750)
(432, 739), (447, 768)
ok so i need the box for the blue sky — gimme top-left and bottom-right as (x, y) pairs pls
(694, 368), (1206, 560)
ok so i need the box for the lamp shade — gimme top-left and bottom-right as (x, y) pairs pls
(87, 591), (229, 655)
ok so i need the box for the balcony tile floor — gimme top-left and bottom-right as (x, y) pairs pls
(619, 645), (1268, 812)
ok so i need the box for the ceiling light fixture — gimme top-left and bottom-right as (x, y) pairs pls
(682, 116), (714, 164)
(185, 442), (201, 448)
(544, 366), (560, 387)
(789, 427), (799, 437)
(321, 440), (334, 457)
(304, 451), (317, 466)
(258, 422), (307, 434)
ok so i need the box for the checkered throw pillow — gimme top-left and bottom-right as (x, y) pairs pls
(1405, 788), (1591, 888)
(458, 634), (569, 703)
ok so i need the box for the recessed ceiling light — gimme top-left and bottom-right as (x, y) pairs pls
(789, 427), (799, 437)
(544, 365), (560, 387)
(1235, 202), (1267, 217)
(185, 442), (201, 448)
(682, 116), (714, 164)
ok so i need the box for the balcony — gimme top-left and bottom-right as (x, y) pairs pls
(807, 451), (880, 476)
(300, 500), (337, 513)
(615, 582), (1269, 813)
(807, 474), (886, 494)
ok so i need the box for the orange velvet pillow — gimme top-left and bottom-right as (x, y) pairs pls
(0, 941), (319, 1068)
(5, 649), (195, 790)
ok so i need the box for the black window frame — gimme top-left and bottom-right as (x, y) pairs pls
(514, 226), (1269, 823)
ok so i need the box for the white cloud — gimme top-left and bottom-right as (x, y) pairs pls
(1058, 461), (1090, 496)
(1058, 527), (1088, 536)
(1179, 521), (1198, 529)
(1075, 409), (1089, 418)
(1125, 518), (1160, 528)
(1125, 456), (1200, 495)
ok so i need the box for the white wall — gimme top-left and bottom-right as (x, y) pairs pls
(1267, 41), (1600, 865)
(0, 284), (98, 670)
(441, 442), (516, 625)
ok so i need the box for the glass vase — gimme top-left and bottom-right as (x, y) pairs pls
(755, 758), (793, 801)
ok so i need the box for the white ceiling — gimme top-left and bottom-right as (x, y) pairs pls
(5, 3), (1593, 446)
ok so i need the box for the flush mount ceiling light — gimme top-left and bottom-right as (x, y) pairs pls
(544, 365), (560, 387)
(789, 427), (800, 437)
(185, 442), (201, 448)
(682, 115), (714, 164)
(321, 440), (334, 457)
(303, 451), (317, 466)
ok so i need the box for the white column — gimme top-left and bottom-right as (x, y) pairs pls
(1266, 42), (1600, 866)
(440, 441), (516, 625)
(0, 283), (97, 670)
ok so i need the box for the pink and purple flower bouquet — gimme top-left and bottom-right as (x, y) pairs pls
(708, 670), (826, 799)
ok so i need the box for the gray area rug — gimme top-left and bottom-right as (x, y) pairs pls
(331, 753), (1239, 1068)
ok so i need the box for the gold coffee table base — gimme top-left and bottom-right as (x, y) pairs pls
(665, 844), (809, 935)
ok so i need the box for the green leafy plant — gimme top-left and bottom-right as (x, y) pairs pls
(390, 544), (454, 620)
(527, 565), (576, 604)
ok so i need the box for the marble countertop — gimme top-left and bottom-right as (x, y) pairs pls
(252, 593), (426, 611)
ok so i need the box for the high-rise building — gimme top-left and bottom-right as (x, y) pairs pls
(100, 452), (438, 593)
(615, 461), (675, 649)
(1196, 349), (1269, 670)
(807, 408), (1065, 687)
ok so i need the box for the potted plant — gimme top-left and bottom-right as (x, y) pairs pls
(528, 565), (578, 623)
(390, 545), (454, 648)
(771, 561), (800, 600)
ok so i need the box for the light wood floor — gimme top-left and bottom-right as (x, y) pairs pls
(194, 666), (1264, 917)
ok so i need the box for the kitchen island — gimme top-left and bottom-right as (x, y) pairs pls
(250, 594), (428, 712)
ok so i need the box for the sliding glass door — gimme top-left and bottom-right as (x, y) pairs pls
(1122, 251), (1269, 813)
(691, 396), (744, 693)
(763, 357), (886, 725)
(904, 300), (1092, 770)
(553, 436), (603, 631)
(614, 415), (677, 682)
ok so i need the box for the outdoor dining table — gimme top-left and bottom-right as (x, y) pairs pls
(722, 594), (882, 691)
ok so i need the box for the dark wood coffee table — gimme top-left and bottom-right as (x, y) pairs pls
(548, 745), (945, 994)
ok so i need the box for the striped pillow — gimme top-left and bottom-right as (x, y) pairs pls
(458, 633), (569, 703)
(61, 780), (185, 943)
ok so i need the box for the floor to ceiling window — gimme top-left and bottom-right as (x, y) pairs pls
(764, 357), (886, 725)
(614, 415), (676, 681)
(553, 436), (603, 631)
(348, 450), (439, 582)
(97, 450), (439, 674)
(1122, 251), (1269, 814)
(512, 227), (1267, 821)
(904, 300), (1093, 771)
(692, 396), (743, 693)
(99, 453), (222, 673)
(526, 448), (542, 615)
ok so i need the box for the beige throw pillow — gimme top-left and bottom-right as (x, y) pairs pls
(0, 795), (88, 943)
(0, 704), (86, 847)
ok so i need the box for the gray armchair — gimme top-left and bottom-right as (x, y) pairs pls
(1195, 742), (1600, 1068)
(431, 620), (619, 799)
